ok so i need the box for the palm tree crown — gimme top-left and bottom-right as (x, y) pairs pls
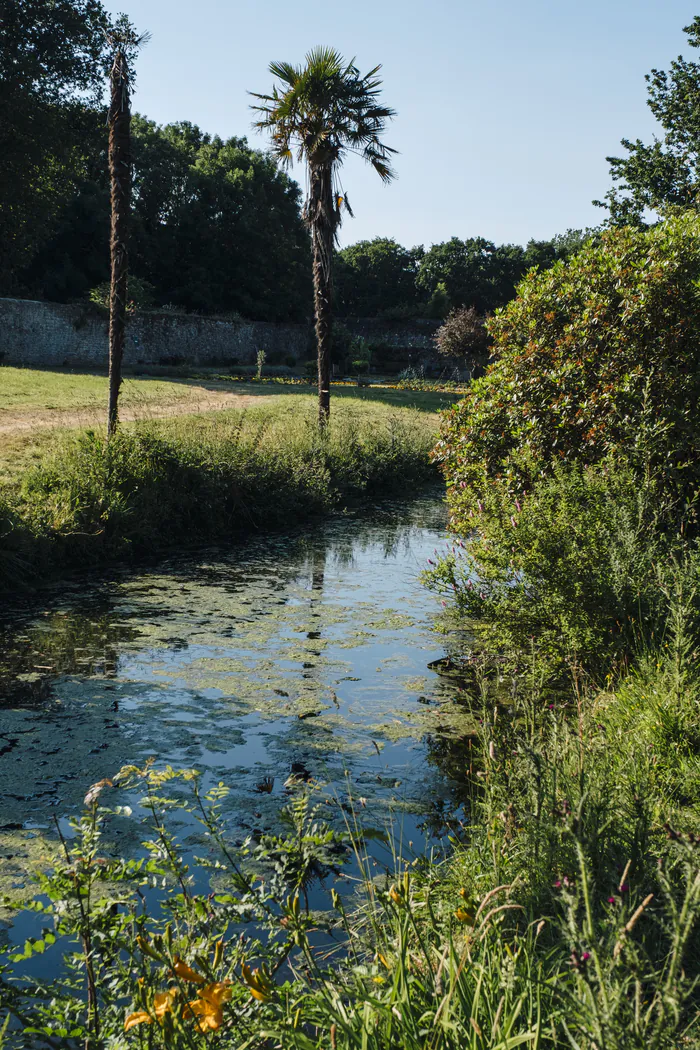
(251, 46), (396, 186)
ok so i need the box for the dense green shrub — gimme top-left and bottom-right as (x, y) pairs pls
(435, 212), (700, 534)
(425, 460), (697, 671)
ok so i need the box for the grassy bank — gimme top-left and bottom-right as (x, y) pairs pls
(2, 465), (699, 1048)
(0, 392), (442, 590)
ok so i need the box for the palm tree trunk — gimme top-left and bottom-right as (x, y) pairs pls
(107, 47), (132, 438)
(308, 164), (336, 427)
(313, 238), (332, 426)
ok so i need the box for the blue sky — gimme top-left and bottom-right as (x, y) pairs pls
(104, 0), (698, 248)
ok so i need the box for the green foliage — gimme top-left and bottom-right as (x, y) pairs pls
(350, 336), (371, 367)
(331, 232), (597, 321)
(32, 117), (313, 320)
(425, 460), (691, 670)
(251, 47), (397, 184)
(0, 0), (312, 320)
(426, 279), (451, 318)
(128, 119), (312, 320)
(88, 275), (155, 311)
(334, 237), (424, 317)
(416, 235), (597, 318)
(332, 321), (354, 363)
(435, 213), (700, 528)
(0, 407), (435, 588)
(598, 16), (700, 224)
(418, 238), (517, 313)
(0, 0), (110, 292)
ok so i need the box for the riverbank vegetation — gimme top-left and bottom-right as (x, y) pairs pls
(0, 389), (440, 590)
(5, 5), (700, 1045)
(3, 214), (700, 1047)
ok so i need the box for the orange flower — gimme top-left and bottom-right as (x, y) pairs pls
(184, 984), (231, 1034)
(123, 989), (179, 1031)
(173, 957), (205, 984)
(153, 990), (178, 1021)
(124, 1010), (151, 1031)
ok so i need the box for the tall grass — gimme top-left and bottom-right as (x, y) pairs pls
(0, 407), (436, 589)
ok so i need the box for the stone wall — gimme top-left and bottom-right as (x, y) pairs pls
(343, 317), (441, 371)
(0, 297), (440, 371)
(0, 298), (311, 369)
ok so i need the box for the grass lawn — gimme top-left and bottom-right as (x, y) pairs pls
(0, 366), (206, 411)
(0, 367), (457, 485)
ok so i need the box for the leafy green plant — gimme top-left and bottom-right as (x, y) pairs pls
(425, 460), (695, 672)
(88, 275), (156, 313)
(435, 213), (700, 532)
(0, 404), (436, 589)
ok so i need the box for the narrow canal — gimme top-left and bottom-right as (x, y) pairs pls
(0, 494), (472, 919)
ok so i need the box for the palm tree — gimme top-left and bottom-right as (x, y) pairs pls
(252, 48), (396, 425)
(106, 18), (148, 438)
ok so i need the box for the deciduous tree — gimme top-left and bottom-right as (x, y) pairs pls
(597, 16), (700, 223)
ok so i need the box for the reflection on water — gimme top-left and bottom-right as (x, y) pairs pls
(0, 495), (475, 900)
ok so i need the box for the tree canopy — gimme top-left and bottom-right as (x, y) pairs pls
(0, 0), (110, 290)
(435, 213), (700, 532)
(333, 231), (594, 318)
(598, 16), (700, 224)
(334, 238), (424, 316)
(1, 0), (311, 320)
(1, 0), (597, 325)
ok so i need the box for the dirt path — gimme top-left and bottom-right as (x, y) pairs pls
(0, 388), (263, 434)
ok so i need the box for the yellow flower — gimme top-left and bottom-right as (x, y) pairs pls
(184, 987), (231, 1033)
(388, 884), (401, 905)
(173, 957), (205, 984)
(153, 990), (178, 1021)
(455, 906), (475, 925)
(123, 989), (179, 1031)
(200, 982), (232, 1007)
(242, 962), (273, 1002)
(377, 952), (390, 970)
(124, 1010), (151, 1031)
(372, 975), (386, 984)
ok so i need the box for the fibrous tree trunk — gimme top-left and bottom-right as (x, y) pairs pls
(107, 47), (132, 437)
(307, 162), (338, 428)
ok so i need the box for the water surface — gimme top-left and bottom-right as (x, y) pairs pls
(0, 495), (472, 899)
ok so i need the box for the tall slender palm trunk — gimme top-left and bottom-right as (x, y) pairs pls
(308, 163), (337, 427)
(312, 237), (332, 426)
(107, 48), (132, 438)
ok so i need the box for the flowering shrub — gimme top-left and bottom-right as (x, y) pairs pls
(435, 212), (700, 533)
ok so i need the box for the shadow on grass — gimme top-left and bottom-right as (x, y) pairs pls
(128, 372), (461, 414)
